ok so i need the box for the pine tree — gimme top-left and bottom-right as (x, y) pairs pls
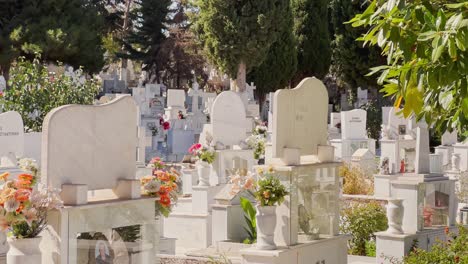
(0, 0), (106, 84)
(193, 0), (289, 92)
(247, 1), (297, 96)
(292, 0), (331, 81)
(120, 0), (171, 81)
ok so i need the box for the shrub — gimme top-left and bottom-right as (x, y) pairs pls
(340, 164), (374, 195)
(0, 57), (100, 132)
(340, 201), (388, 256)
(394, 226), (468, 264)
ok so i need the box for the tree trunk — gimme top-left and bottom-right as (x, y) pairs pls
(120, 0), (133, 76)
(235, 62), (246, 93)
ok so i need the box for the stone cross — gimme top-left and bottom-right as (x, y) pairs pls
(415, 122), (430, 174)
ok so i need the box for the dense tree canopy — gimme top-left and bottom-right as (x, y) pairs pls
(351, 0), (468, 135)
(292, 0), (331, 82)
(247, 1), (297, 96)
(193, 0), (290, 91)
(0, 0), (106, 82)
(329, 0), (384, 90)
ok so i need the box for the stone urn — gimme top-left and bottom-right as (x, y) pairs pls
(256, 205), (277, 250)
(386, 199), (404, 234)
(7, 236), (42, 264)
(196, 160), (211, 186)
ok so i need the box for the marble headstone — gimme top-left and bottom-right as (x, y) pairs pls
(341, 109), (367, 139)
(41, 96), (138, 190)
(272, 78), (328, 158)
(146, 83), (160, 99)
(441, 130), (458, 146)
(0, 111), (24, 165)
(0, 76), (5, 92)
(415, 122), (430, 174)
(330, 113), (341, 128)
(167, 89), (185, 107)
(211, 91), (246, 147)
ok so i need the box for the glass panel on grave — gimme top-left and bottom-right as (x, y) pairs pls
(422, 182), (451, 228)
(67, 199), (158, 264)
(274, 165), (339, 243)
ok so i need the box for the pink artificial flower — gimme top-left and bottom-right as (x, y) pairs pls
(188, 143), (202, 154)
(150, 157), (161, 164)
(0, 91), (3, 98)
(163, 121), (170, 130)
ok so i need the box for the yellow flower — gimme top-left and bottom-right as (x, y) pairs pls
(256, 167), (265, 175)
(267, 166), (274, 174)
(0, 172), (9, 181)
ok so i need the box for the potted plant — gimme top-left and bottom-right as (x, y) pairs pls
(229, 167), (288, 250)
(0, 171), (62, 263)
(188, 143), (215, 186)
(141, 157), (180, 217)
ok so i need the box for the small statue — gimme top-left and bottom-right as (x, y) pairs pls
(380, 157), (390, 175)
(399, 159), (406, 173)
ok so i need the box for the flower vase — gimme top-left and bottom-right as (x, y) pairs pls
(7, 236), (42, 264)
(386, 199), (404, 234)
(256, 205), (277, 250)
(197, 161), (211, 186)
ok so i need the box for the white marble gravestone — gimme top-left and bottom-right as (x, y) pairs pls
(41, 96), (138, 192)
(341, 109), (367, 140)
(211, 91), (247, 147)
(415, 122), (431, 174)
(442, 130), (458, 146)
(0, 111), (24, 166)
(146, 83), (160, 99)
(167, 89), (185, 108)
(357, 87), (368, 107)
(330, 112), (341, 128)
(272, 78), (329, 159)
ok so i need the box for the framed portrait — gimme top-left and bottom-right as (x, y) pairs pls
(398, 125), (407, 135)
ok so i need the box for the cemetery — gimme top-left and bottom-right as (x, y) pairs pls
(0, 1), (467, 264)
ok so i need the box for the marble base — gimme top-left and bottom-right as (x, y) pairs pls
(240, 235), (349, 264)
(192, 185), (223, 214)
(376, 226), (459, 264)
(163, 213), (212, 251)
(211, 204), (248, 245)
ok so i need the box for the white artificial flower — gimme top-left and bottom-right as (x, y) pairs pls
(4, 198), (19, 212)
(144, 180), (161, 193)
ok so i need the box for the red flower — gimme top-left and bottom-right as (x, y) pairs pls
(163, 121), (170, 130)
(159, 195), (171, 207)
(158, 185), (173, 195)
(15, 189), (31, 202)
(0, 91), (3, 97)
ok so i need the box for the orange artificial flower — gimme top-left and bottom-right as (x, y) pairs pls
(16, 203), (24, 213)
(157, 173), (170, 182)
(0, 172), (9, 181)
(159, 195), (171, 207)
(18, 174), (33, 181)
(158, 185), (173, 195)
(15, 189), (31, 202)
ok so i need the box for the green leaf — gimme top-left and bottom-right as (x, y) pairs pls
(463, 97), (468, 118)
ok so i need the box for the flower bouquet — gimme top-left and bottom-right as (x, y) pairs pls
(188, 143), (215, 164)
(0, 172), (62, 238)
(141, 157), (180, 217)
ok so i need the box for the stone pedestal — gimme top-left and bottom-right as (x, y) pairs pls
(181, 168), (197, 195)
(374, 174), (399, 197)
(192, 185), (223, 214)
(211, 204), (248, 244)
(435, 145), (454, 167)
(453, 144), (468, 171)
(240, 235), (349, 264)
(376, 227), (459, 264)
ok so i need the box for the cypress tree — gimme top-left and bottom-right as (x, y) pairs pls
(193, 0), (289, 92)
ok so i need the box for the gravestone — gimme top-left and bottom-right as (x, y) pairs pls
(272, 78), (328, 158)
(167, 89), (185, 108)
(41, 96), (138, 191)
(0, 111), (24, 166)
(415, 122), (430, 174)
(357, 87), (368, 107)
(211, 91), (247, 147)
(330, 113), (341, 128)
(146, 83), (161, 99)
(442, 130), (458, 146)
(341, 109), (367, 139)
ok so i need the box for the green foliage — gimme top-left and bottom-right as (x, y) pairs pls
(240, 197), (256, 244)
(193, 0), (290, 78)
(350, 0), (468, 135)
(199, 149), (215, 164)
(247, 1), (297, 94)
(10, 219), (45, 239)
(120, 0), (171, 76)
(254, 175), (288, 207)
(365, 240), (376, 257)
(0, 57), (100, 132)
(340, 201), (388, 256)
(329, 0), (384, 90)
(389, 226), (468, 264)
(0, 0), (106, 77)
(292, 0), (331, 80)
(113, 225), (141, 242)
